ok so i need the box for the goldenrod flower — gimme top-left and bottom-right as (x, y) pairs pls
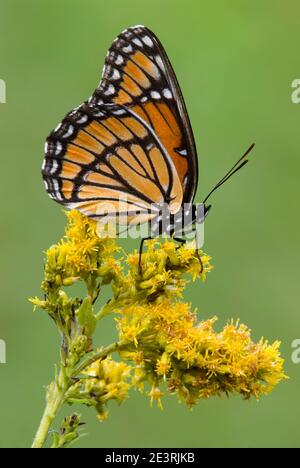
(66, 357), (132, 421)
(43, 210), (119, 286)
(117, 296), (287, 406)
(149, 386), (164, 410)
(31, 210), (287, 448)
(156, 352), (172, 378)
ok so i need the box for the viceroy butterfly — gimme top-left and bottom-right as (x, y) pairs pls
(42, 25), (254, 269)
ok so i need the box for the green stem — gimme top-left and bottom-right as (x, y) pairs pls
(72, 341), (124, 377)
(95, 300), (115, 321)
(31, 368), (69, 449)
(31, 341), (124, 448)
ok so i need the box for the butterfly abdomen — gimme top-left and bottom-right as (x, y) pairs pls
(150, 204), (194, 237)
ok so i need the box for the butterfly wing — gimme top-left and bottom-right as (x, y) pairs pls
(89, 25), (198, 204)
(42, 103), (183, 223)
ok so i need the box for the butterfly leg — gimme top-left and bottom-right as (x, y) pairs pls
(173, 237), (186, 246)
(139, 237), (153, 274)
(195, 229), (204, 274)
(174, 235), (203, 274)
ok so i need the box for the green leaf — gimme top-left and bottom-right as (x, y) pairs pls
(76, 297), (97, 337)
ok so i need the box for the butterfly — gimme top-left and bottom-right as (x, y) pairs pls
(42, 25), (254, 268)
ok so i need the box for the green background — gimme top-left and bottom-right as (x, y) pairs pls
(0, 0), (299, 448)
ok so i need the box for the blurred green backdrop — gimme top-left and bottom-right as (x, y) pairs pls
(0, 0), (299, 448)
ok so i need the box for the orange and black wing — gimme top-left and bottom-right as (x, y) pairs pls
(89, 25), (198, 204)
(42, 103), (183, 223)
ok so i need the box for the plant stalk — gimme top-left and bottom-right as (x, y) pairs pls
(72, 341), (124, 377)
(31, 368), (68, 449)
(31, 342), (123, 448)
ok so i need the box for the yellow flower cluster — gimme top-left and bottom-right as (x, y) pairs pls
(43, 210), (119, 290)
(117, 300), (286, 406)
(30, 210), (120, 316)
(67, 357), (132, 421)
(31, 210), (287, 422)
(112, 239), (212, 307)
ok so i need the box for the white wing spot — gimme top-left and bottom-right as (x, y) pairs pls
(142, 36), (154, 47)
(122, 44), (133, 53)
(132, 38), (143, 47)
(93, 110), (105, 118)
(141, 96), (148, 103)
(104, 84), (115, 96)
(63, 125), (74, 139)
(155, 55), (165, 70)
(112, 69), (121, 80)
(50, 160), (58, 175)
(44, 142), (48, 154)
(115, 54), (124, 65)
(104, 64), (112, 77)
(113, 109), (127, 115)
(53, 179), (59, 192)
(151, 91), (161, 99)
(178, 149), (188, 156)
(163, 88), (172, 99)
(44, 180), (49, 190)
(77, 115), (88, 124)
(55, 142), (63, 156)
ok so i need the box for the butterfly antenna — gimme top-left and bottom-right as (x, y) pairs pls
(202, 143), (255, 204)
